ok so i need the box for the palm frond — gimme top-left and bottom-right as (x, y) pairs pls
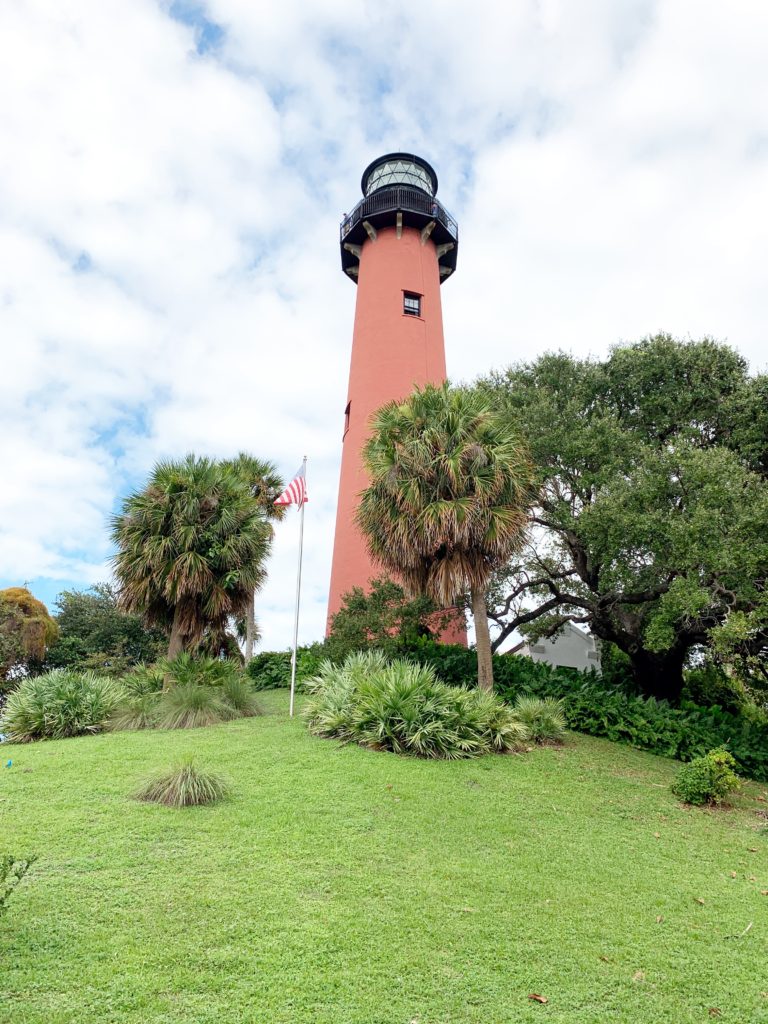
(357, 383), (536, 604)
(111, 454), (279, 654)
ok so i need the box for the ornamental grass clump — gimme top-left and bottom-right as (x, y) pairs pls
(304, 650), (528, 759)
(154, 683), (238, 731)
(108, 692), (161, 732)
(671, 748), (741, 806)
(110, 654), (262, 731)
(0, 670), (125, 742)
(108, 664), (164, 730)
(511, 695), (567, 744)
(220, 675), (262, 717)
(134, 759), (230, 808)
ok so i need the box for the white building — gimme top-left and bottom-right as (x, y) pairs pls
(511, 622), (601, 674)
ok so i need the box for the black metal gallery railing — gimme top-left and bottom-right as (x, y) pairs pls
(340, 186), (458, 243)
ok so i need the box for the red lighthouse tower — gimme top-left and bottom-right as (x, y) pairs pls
(327, 153), (464, 640)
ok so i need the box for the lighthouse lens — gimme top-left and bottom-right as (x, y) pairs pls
(365, 159), (434, 197)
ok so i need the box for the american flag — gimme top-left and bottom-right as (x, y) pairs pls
(274, 463), (308, 506)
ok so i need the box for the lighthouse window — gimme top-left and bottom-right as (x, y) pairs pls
(403, 292), (421, 317)
(343, 401), (351, 438)
(365, 159), (434, 196)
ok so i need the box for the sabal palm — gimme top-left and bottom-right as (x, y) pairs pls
(111, 455), (273, 659)
(223, 453), (285, 661)
(357, 383), (533, 690)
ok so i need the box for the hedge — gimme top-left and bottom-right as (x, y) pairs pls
(403, 638), (768, 782)
(245, 645), (325, 691)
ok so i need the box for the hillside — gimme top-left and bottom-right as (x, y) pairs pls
(1, 691), (767, 1024)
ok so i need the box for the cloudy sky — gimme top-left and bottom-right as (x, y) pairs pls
(2, 0), (767, 649)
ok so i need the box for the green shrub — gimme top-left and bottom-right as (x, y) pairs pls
(246, 645), (325, 690)
(671, 749), (741, 805)
(598, 641), (637, 694)
(512, 695), (567, 744)
(295, 646), (326, 682)
(682, 664), (747, 714)
(246, 650), (290, 689)
(134, 759), (230, 807)
(324, 577), (441, 663)
(304, 651), (528, 759)
(1, 854), (37, 916)
(0, 670), (125, 742)
(401, 637), (480, 687)
(154, 684), (238, 730)
(500, 676), (768, 781)
(43, 583), (166, 676)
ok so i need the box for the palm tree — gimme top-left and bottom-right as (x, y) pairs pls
(357, 384), (533, 691)
(111, 455), (274, 664)
(222, 454), (285, 661)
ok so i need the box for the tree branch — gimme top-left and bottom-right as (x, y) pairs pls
(488, 588), (596, 652)
(598, 581), (674, 607)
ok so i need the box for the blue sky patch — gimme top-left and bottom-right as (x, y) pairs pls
(73, 251), (92, 273)
(168, 0), (224, 55)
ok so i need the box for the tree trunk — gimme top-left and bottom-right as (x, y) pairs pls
(471, 586), (494, 692)
(627, 646), (687, 704)
(590, 612), (689, 705)
(167, 606), (185, 663)
(245, 591), (256, 662)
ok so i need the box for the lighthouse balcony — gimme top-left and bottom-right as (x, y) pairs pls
(340, 186), (459, 283)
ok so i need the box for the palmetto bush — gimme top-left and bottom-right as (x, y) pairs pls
(1, 670), (125, 742)
(123, 663), (165, 696)
(511, 695), (567, 744)
(304, 651), (528, 759)
(157, 653), (241, 689)
(304, 650), (387, 741)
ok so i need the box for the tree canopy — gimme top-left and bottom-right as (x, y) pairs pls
(478, 335), (768, 702)
(357, 383), (533, 690)
(325, 576), (443, 663)
(111, 454), (276, 658)
(0, 587), (58, 686)
(45, 583), (166, 675)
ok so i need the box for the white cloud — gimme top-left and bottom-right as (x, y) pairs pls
(1, 0), (766, 646)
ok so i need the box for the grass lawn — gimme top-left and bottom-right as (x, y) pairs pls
(1, 690), (768, 1024)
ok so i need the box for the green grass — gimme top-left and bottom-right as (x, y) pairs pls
(1, 690), (767, 1024)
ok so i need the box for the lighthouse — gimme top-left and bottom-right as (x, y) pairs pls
(326, 153), (465, 641)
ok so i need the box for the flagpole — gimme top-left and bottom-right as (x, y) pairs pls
(289, 456), (307, 718)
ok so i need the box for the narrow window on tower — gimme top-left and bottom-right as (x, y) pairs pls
(343, 401), (351, 439)
(403, 292), (421, 317)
